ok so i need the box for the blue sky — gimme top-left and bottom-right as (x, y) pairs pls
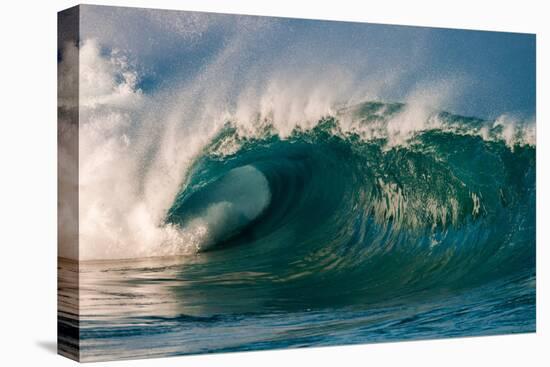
(79, 5), (535, 120)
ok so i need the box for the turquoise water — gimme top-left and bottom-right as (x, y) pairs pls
(58, 102), (535, 362)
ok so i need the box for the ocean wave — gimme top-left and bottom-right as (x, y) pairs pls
(63, 41), (534, 263)
(151, 105), (534, 305)
(76, 102), (535, 269)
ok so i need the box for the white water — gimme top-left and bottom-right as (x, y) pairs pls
(58, 37), (535, 261)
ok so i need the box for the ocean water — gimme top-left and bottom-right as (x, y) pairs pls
(58, 259), (534, 362)
(58, 102), (536, 362)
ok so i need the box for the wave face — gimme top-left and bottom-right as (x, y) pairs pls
(159, 102), (536, 310)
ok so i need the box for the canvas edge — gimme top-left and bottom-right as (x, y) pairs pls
(58, 4), (81, 362)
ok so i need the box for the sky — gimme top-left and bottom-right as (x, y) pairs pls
(75, 4), (536, 120)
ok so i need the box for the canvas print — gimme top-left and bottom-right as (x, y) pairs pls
(57, 5), (536, 362)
